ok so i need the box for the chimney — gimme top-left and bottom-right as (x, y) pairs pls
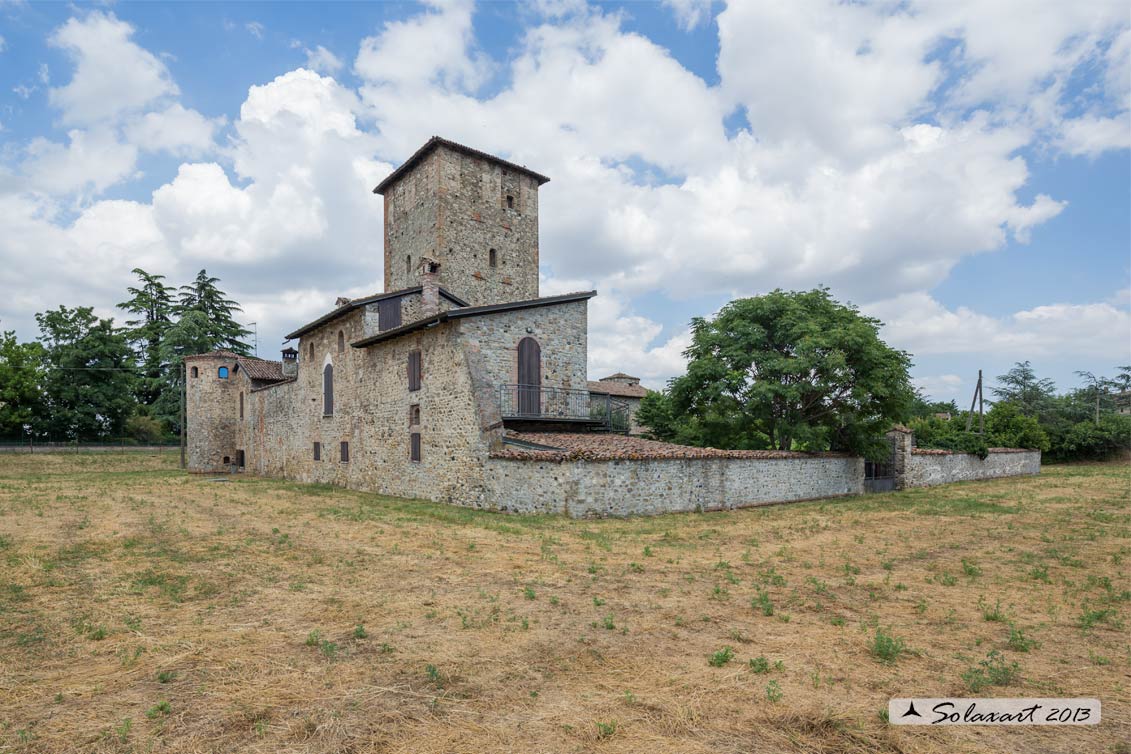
(420, 258), (441, 316)
(335, 296), (352, 308)
(281, 347), (298, 377)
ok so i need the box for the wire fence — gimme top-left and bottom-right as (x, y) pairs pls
(0, 438), (180, 453)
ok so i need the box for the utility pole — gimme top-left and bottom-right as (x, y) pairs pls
(966, 369), (983, 434)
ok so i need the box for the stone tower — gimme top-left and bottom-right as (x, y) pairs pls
(374, 137), (549, 307)
(184, 351), (240, 472)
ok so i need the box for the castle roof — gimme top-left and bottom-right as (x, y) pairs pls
(586, 380), (648, 399)
(351, 291), (596, 348)
(184, 350), (288, 383)
(284, 285), (469, 341)
(373, 136), (551, 195)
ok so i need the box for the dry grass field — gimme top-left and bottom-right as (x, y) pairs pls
(0, 452), (1127, 753)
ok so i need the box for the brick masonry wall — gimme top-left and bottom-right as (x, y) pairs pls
(383, 145), (540, 307)
(905, 450), (1041, 488)
(482, 455), (865, 517)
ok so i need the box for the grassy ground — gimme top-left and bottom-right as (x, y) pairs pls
(0, 452), (1127, 753)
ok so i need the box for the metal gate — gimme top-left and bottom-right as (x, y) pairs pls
(864, 435), (897, 492)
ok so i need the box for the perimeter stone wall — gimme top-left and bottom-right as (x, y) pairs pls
(481, 455), (864, 517)
(904, 450), (1041, 488)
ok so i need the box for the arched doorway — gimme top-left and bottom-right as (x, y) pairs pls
(517, 337), (541, 416)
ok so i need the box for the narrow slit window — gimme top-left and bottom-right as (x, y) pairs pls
(409, 404), (420, 426)
(323, 364), (334, 416)
(239, 392), (244, 419)
(308, 342), (314, 360)
(506, 195), (514, 209)
(190, 366), (198, 378)
(406, 254), (412, 276)
(408, 350), (422, 392)
(489, 248), (497, 268)
(410, 432), (421, 462)
(313, 442), (321, 461)
(337, 331), (345, 353)
(340, 441), (349, 463)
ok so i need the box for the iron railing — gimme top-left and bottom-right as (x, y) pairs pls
(499, 384), (630, 432)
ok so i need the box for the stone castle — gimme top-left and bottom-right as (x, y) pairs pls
(186, 137), (1039, 517)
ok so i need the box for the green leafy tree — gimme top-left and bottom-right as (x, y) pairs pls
(991, 362), (1056, 419)
(984, 401), (1050, 451)
(650, 288), (914, 458)
(0, 329), (45, 439)
(177, 270), (252, 355)
(34, 306), (137, 441)
(118, 268), (176, 407)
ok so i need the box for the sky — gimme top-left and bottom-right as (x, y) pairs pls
(0, 0), (1128, 404)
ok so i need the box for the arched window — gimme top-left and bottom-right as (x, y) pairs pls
(218, 366), (229, 379)
(489, 248), (497, 268)
(517, 337), (541, 416)
(190, 366), (198, 378)
(337, 331), (345, 353)
(506, 195), (514, 209)
(323, 363), (334, 416)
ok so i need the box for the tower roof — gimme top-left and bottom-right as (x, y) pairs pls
(373, 136), (551, 195)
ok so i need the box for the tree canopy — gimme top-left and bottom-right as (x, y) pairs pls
(639, 288), (914, 458)
(177, 270), (252, 355)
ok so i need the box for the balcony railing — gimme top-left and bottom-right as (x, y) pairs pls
(499, 384), (630, 432)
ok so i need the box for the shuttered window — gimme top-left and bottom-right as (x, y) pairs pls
(340, 441), (349, 463)
(323, 364), (334, 416)
(410, 432), (421, 462)
(378, 297), (401, 331)
(313, 442), (321, 461)
(407, 350), (422, 392)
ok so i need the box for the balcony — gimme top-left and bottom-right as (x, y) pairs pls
(498, 384), (630, 433)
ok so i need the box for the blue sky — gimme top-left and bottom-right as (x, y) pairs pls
(1, 0), (1128, 403)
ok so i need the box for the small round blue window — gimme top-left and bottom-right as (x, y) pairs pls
(218, 367), (229, 379)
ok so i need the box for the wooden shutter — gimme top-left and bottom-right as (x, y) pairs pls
(410, 432), (421, 462)
(340, 441), (349, 463)
(313, 442), (321, 461)
(378, 297), (402, 332)
(408, 350), (422, 392)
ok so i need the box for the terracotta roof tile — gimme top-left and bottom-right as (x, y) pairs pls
(239, 358), (286, 382)
(494, 432), (847, 462)
(587, 380), (648, 399)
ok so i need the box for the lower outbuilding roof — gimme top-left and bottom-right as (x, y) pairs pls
(494, 432), (846, 462)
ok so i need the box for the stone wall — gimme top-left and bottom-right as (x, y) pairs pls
(185, 353), (239, 472)
(383, 144), (541, 307)
(904, 449), (1041, 488)
(457, 299), (589, 394)
(482, 455), (864, 517)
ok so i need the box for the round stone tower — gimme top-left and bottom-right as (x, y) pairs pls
(185, 351), (241, 472)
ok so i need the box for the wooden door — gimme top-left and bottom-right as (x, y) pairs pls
(517, 337), (541, 416)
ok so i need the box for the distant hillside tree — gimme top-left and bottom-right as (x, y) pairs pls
(991, 361), (1056, 419)
(177, 270), (252, 355)
(34, 306), (136, 441)
(642, 288), (914, 459)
